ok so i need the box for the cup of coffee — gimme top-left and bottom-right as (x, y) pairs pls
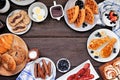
(0, 0), (10, 13)
(50, 1), (64, 20)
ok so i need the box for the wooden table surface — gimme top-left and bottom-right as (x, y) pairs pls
(0, 0), (118, 80)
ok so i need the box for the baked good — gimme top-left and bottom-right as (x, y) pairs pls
(104, 65), (118, 80)
(0, 34), (13, 54)
(1, 53), (16, 71)
(84, 6), (94, 24)
(67, 6), (79, 23)
(23, 15), (30, 25)
(88, 36), (110, 50)
(100, 37), (117, 58)
(9, 45), (26, 65)
(113, 60), (120, 74)
(8, 10), (30, 33)
(8, 13), (24, 27)
(85, 0), (98, 14)
(74, 8), (85, 27)
(12, 21), (27, 33)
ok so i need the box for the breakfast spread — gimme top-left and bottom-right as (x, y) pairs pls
(8, 10), (30, 33)
(34, 59), (52, 79)
(99, 57), (120, 80)
(67, 63), (94, 80)
(66, 0), (98, 27)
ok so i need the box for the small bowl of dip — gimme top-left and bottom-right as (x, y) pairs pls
(50, 1), (64, 20)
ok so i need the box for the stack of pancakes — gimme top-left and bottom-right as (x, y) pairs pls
(67, 0), (98, 27)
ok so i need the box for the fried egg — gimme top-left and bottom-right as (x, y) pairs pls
(32, 6), (45, 21)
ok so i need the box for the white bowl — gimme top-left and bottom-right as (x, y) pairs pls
(28, 2), (48, 22)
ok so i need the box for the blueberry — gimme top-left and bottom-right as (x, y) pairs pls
(91, 51), (94, 53)
(107, 16), (109, 19)
(94, 56), (99, 58)
(113, 14), (118, 16)
(113, 48), (116, 53)
(75, 0), (84, 9)
(95, 32), (101, 37)
(82, 23), (87, 28)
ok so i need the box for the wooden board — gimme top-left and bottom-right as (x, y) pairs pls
(99, 57), (120, 80)
(0, 33), (28, 76)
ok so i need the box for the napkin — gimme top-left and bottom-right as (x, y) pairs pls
(97, 0), (120, 38)
(16, 61), (55, 80)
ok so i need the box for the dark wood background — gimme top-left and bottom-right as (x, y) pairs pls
(0, 0), (117, 80)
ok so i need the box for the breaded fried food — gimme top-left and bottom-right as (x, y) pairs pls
(67, 6), (79, 23)
(85, 6), (94, 24)
(85, 0), (98, 14)
(74, 8), (85, 27)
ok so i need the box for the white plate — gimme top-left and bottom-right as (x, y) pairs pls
(87, 29), (120, 62)
(6, 9), (32, 35)
(64, 0), (99, 32)
(56, 60), (99, 80)
(10, 0), (35, 6)
(31, 57), (56, 80)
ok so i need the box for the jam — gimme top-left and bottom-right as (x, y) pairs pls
(51, 6), (63, 17)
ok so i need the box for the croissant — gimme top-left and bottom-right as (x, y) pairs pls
(100, 37), (117, 58)
(104, 65), (118, 80)
(88, 36), (110, 50)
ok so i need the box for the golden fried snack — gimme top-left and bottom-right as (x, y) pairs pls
(100, 37), (117, 58)
(9, 46), (26, 65)
(88, 36), (110, 50)
(104, 65), (118, 80)
(74, 8), (85, 27)
(1, 54), (16, 71)
(84, 6), (94, 24)
(0, 34), (13, 54)
(38, 63), (45, 79)
(67, 6), (79, 23)
(85, 0), (98, 14)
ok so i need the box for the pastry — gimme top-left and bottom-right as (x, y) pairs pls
(74, 8), (85, 27)
(0, 34), (13, 54)
(104, 65), (118, 80)
(88, 36), (110, 50)
(8, 10), (30, 33)
(12, 21), (27, 33)
(23, 15), (30, 25)
(84, 6), (94, 24)
(100, 37), (117, 58)
(8, 13), (24, 27)
(1, 53), (16, 71)
(67, 6), (79, 23)
(85, 0), (98, 14)
(9, 45), (26, 65)
(113, 59), (120, 74)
